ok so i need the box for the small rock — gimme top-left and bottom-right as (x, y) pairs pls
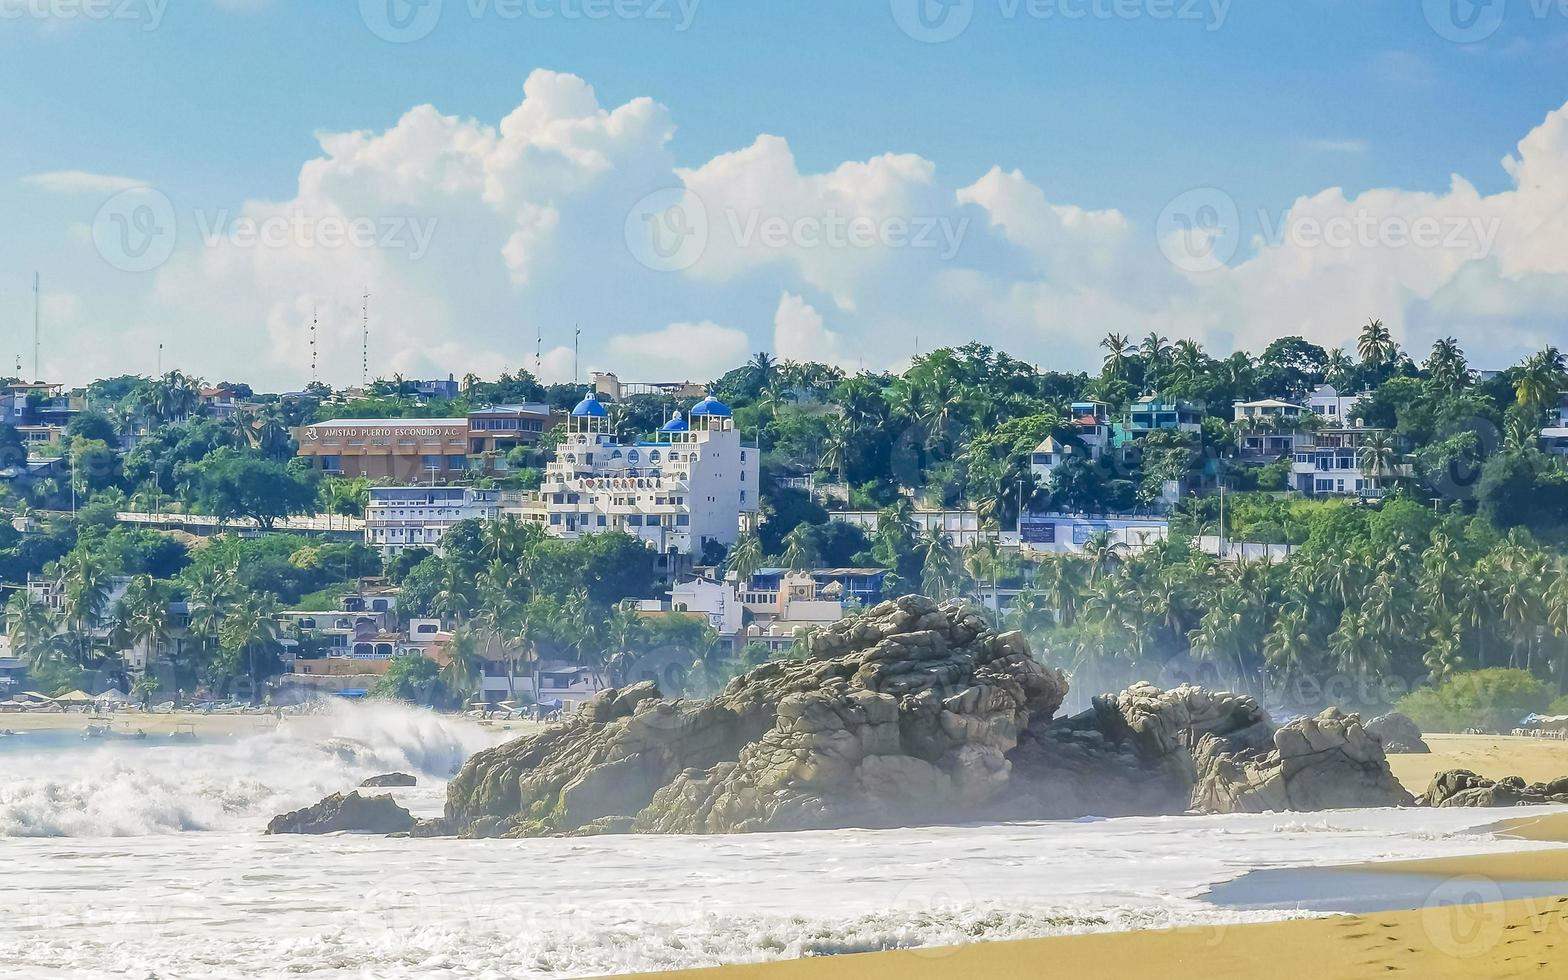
(360, 772), (418, 788)
(266, 792), (414, 835)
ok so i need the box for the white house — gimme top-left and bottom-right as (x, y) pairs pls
(1305, 384), (1366, 423)
(1028, 436), (1074, 484)
(1233, 398), (1308, 460)
(508, 395), (759, 571)
(364, 486), (501, 554)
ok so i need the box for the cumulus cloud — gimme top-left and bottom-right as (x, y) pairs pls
(602, 322), (749, 382)
(33, 70), (1568, 388)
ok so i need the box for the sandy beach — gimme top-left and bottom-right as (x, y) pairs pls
(615, 736), (1568, 980)
(1389, 735), (1568, 791)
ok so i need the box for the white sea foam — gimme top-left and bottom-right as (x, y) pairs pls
(0, 702), (498, 837)
(2, 712), (1564, 978)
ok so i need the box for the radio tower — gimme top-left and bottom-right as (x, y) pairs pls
(361, 289), (370, 387)
(310, 307), (319, 382)
(535, 325), (542, 378)
(32, 272), (41, 383)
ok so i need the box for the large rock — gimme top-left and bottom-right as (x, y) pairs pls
(437, 596), (1414, 838)
(1422, 769), (1568, 807)
(360, 772), (418, 788)
(266, 791), (414, 835)
(1365, 712), (1430, 754)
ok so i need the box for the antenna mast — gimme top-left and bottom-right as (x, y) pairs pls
(361, 289), (370, 387)
(32, 272), (40, 383)
(311, 307), (319, 383)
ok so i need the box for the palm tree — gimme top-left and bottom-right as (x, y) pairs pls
(1080, 530), (1126, 581)
(1263, 606), (1317, 687)
(119, 575), (171, 674)
(440, 628), (484, 704)
(60, 553), (111, 664)
(1546, 570), (1568, 693)
(748, 352), (777, 394)
(781, 524), (817, 572)
(726, 531), (764, 585)
(1358, 431), (1397, 484)
(219, 589), (280, 702)
(433, 563), (477, 624)
(1514, 348), (1567, 420)
(1039, 555), (1087, 627)
(1424, 337), (1469, 393)
(1005, 584), (1053, 634)
(1324, 349), (1353, 386)
(962, 538), (1005, 621)
(1357, 318), (1397, 369)
(918, 525), (956, 599)
(1100, 333), (1133, 381)
(7, 591), (59, 669)
(479, 513), (536, 566)
(819, 415), (851, 483)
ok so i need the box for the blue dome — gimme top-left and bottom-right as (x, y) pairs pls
(571, 394), (608, 418)
(689, 396), (732, 418)
(660, 411), (689, 433)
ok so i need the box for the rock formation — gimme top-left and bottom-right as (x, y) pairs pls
(360, 772), (419, 788)
(426, 596), (1413, 839)
(1365, 712), (1431, 754)
(266, 791), (415, 835)
(1421, 769), (1568, 807)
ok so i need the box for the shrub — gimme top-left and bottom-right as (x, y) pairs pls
(1395, 668), (1550, 733)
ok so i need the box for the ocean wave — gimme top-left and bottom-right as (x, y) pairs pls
(0, 703), (498, 838)
(0, 903), (1312, 979)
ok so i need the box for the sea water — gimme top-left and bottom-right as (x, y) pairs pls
(1, 703), (1562, 979)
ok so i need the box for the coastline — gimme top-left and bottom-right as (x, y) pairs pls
(620, 892), (1568, 980)
(608, 737), (1568, 980)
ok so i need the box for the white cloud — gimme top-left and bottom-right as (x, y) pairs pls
(773, 292), (850, 368)
(28, 70), (1568, 389)
(602, 322), (749, 382)
(23, 171), (145, 195)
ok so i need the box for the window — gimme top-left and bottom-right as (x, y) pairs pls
(421, 455), (442, 471)
(320, 455), (342, 473)
(447, 454), (466, 470)
(676, 515), (690, 526)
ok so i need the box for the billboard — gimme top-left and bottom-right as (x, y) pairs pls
(1019, 518), (1057, 544)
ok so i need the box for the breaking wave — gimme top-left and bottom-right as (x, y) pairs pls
(0, 703), (499, 838)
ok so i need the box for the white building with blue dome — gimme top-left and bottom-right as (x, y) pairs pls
(507, 393), (759, 571)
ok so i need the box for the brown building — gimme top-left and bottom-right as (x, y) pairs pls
(295, 418), (470, 482)
(295, 405), (556, 483)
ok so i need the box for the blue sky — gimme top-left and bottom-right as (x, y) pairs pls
(4, 0), (1568, 388)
